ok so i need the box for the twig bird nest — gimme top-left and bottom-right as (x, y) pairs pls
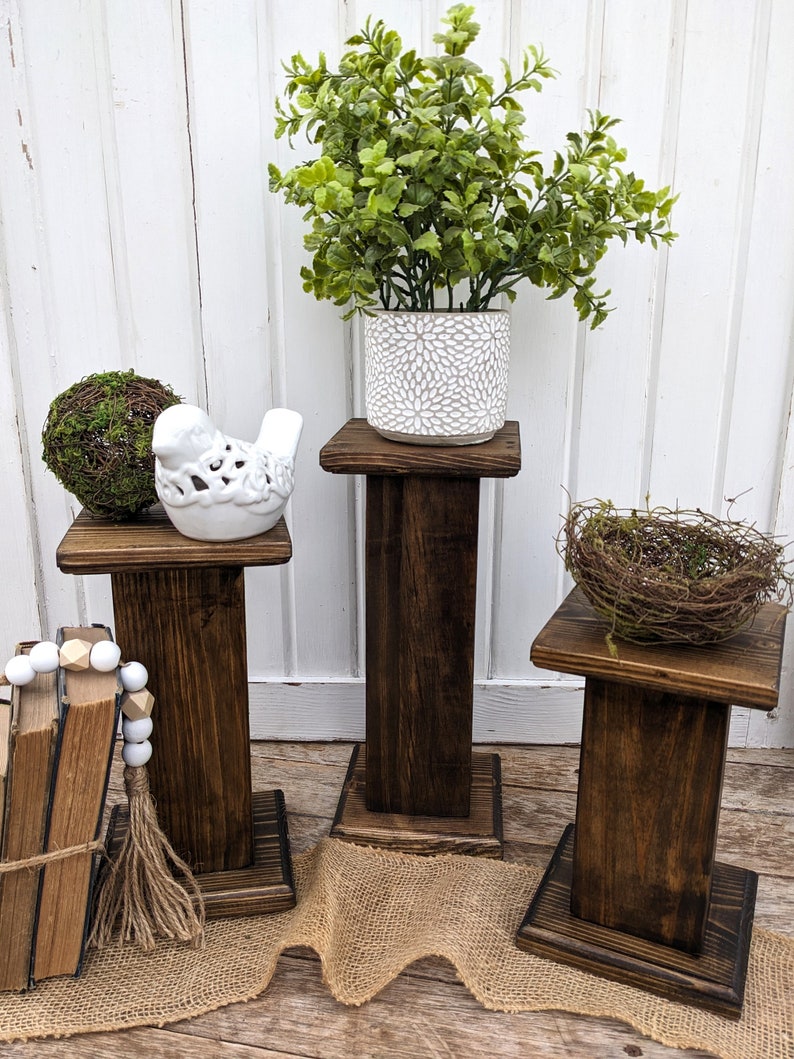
(559, 500), (792, 646)
(42, 370), (181, 520)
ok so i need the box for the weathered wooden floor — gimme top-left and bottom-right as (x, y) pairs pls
(0, 741), (791, 1058)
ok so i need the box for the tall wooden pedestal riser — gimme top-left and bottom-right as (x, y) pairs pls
(321, 419), (521, 856)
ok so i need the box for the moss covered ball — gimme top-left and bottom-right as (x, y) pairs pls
(42, 370), (181, 520)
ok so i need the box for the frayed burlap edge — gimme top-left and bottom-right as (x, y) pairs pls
(0, 838), (791, 1059)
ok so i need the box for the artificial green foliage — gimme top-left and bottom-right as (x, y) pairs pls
(41, 370), (181, 520)
(269, 4), (677, 324)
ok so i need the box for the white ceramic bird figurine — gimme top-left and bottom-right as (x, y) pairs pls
(152, 404), (303, 542)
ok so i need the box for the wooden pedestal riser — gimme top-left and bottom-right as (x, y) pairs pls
(56, 506), (297, 915)
(320, 420), (522, 855)
(516, 588), (788, 1017)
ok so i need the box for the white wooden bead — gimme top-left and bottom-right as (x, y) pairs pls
(28, 641), (60, 674)
(5, 654), (36, 686)
(90, 640), (121, 672)
(122, 715), (153, 742)
(120, 661), (148, 692)
(122, 739), (152, 767)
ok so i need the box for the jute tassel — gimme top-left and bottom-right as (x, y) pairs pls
(89, 765), (205, 952)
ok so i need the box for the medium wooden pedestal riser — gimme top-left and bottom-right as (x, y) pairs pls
(320, 420), (521, 856)
(56, 506), (297, 916)
(516, 588), (786, 1017)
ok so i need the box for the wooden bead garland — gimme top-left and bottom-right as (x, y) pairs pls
(3, 640), (153, 767)
(2, 634), (203, 951)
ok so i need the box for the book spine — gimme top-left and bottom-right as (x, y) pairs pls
(0, 648), (58, 992)
(30, 626), (120, 983)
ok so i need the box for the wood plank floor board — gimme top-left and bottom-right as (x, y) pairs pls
(0, 742), (789, 1058)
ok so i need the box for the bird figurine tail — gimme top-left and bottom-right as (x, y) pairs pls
(255, 408), (303, 463)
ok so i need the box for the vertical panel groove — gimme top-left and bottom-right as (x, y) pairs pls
(709, 0), (773, 515)
(640, 0), (688, 501)
(177, 0), (208, 409)
(257, 6), (299, 676)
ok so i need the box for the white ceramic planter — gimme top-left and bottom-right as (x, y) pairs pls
(363, 309), (510, 445)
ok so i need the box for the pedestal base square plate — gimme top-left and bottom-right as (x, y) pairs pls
(330, 743), (503, 857)
(516, 824), (757, 1018)
(104, 789), (296, 919)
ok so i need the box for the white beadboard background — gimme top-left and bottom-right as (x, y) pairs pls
(1, 0), (793, 746)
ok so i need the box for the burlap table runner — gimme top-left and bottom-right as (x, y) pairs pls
(0, 838), (791, 1057)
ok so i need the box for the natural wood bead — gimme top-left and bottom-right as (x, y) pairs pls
(120, 687), (155, 721)
(59, 638), (92, 671)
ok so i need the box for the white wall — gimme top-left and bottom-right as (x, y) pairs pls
(1, 0), (792, 745)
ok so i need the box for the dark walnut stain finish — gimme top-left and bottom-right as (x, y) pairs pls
(331, 744), (503, 857)
(530, 586), (786, 709)
(572, 678), (730, 952)
(105, 791), (295, 919)
(517, 588), (787, 1017)
(319, 420), (521, 855)
(56, 509), (296, 915)
(56, 504), (292, 573)
(365, 474), (480, 817)
(319, 418), (521, 478)
(517, 825), (757, 1018)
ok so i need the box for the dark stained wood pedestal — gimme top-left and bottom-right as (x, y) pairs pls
(516, 587), (787, 1016)
(56, 505), (296, 917)
(320, 419), (521, 857)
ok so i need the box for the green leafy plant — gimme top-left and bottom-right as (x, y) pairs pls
(269, 3), (677, 324)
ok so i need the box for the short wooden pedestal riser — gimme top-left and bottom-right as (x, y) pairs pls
(516, 588), (786, 1018)
(320, 419), (521, 856)
(56, 506), (297, 917)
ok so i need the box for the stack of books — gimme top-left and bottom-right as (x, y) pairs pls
(0, 626), (120, 991)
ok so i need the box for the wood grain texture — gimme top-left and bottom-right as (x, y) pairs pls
(365, 474), (480, 816)
(518, 589), (783, 1015)
(319, 419), (522, 478)
(572, 679), (730, 951)
(530, 587), (787, 710)
(56, 512), (295, 877)
(104, 791), (295, 919)
(517, 825), (757, 1019)
(110, 566), (253, 873)
(55, 507), (292, 573)
(330, 744), (503, 858)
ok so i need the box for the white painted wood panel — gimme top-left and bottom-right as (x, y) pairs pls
(0, 0), (791, 744)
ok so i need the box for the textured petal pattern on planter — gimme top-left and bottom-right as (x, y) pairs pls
(364, 311), (510, 444)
